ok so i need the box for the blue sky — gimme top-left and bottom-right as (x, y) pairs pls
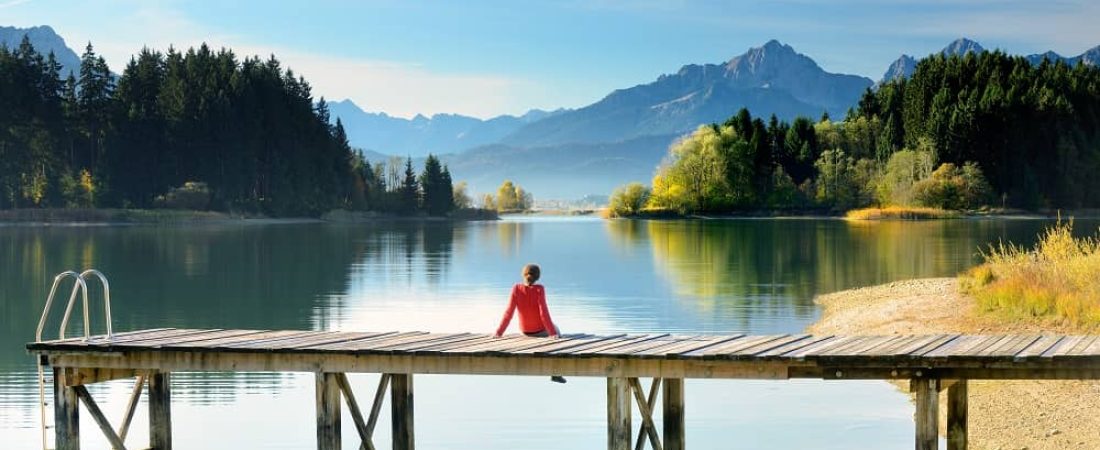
(4, 0), (1100, 118)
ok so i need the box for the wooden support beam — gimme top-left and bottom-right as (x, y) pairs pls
(316, 372), (341, 450)
(912, 378), (939, 450)
(607, 377), (632, 450)
(367, 374), (391, 441)
(662, 378), (685, 450)
(947, 380), (968, 450)
(334, 373), (375, 450)
(391, 373), (414, 450)
(73, 385), (128, 450)
(628, 378), (662, 450)
(54, 367), (80, 450)
(148, 372), (172, 450)
(634, 378), (661, 450)
(118, 374), (145, 443)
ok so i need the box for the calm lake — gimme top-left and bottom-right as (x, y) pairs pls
(2, 216), (1096, 449)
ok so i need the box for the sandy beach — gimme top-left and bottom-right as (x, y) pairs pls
(809, 278), (1100, 450)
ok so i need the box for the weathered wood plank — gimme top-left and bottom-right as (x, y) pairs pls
(1042, 335), (1088, 357)
(783, 336), (861, 358)
(138, 329), (272, 348)
(547, 336), (651, 355)
(646, 335), (746, 358)
(731, 335), (814, 358)
(54, 367), (80, 450)
(600, 336), (684, 356)
(607, 377), (631, 450)
(756, 335), (836, 358)
(1015, 335), (1063, 360)
(316, 373), (341, 450)
(684, 335), (788, 358)
(196, 330), (318, 348)
(518, 335), (621, 355)
(925, 335), (995, 358)
(156, 330), (296, 348)
(148, 371), (171, 450)
(903, 335), (960, 357)
(391, 374), (414, 450)
(309, 332), (421, 352)
(913, 377), (939, 450)
(408, 335), (504, 353)
(663, 378), (684, 450)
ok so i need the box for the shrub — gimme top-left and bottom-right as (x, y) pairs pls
(155, 181), (212, 210)
(608, 182), (651, 217)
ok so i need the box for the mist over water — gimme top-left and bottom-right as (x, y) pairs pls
(2, 217), (1093, 449)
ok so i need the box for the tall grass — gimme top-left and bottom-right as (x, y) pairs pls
(960, 221), (1100, 328)
(845, 206), (960, 220)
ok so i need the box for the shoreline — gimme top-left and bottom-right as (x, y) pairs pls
(0, 208), (499, 226)
(810, 278), (1098, 449)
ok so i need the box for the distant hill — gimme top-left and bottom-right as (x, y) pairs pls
(440, 135), (677, 199)
(0, 25), (80, 78)
(882, 37), (1099, 83)
(500, 40), (872, 148)
(329, 99), (565, 157)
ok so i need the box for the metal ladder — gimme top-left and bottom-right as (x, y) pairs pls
(35, 270), (114, 450)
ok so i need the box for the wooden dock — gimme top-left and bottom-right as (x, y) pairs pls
(28, 328), (1100, 450)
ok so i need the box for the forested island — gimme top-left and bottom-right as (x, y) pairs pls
(610, 51), (1100, 217)
(0, 38), (477, 218)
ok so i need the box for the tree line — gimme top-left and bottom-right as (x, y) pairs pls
(611, 51), (1100, 215)
(0, 37), (464, 217)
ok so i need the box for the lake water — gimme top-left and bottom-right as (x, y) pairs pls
(2, 216), (1095, 449)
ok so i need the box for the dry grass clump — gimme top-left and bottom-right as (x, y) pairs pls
(845, 206), (960, 220)
(960, 221), (1100, 328)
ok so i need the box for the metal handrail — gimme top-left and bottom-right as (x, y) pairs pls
(35, 271), (87, 342)
(78, 269), (113, 338)
(36, 269), (115, 450)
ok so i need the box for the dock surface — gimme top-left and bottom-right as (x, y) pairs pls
(29, 328), (1100, 450)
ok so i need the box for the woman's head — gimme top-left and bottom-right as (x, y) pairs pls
(522, 264), (541, 285)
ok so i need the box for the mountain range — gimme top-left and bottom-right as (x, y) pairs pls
(882, 37), (1100, 82)
(8, 25), (1100, 199)
(0, 25), (80, 77)
(329, 100), (565, 156)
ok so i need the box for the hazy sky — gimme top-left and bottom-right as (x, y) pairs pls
(4, 0), (1100, 118)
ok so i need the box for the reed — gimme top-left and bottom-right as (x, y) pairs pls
(960, 220), (1100, 327)
(845, 206), (960, 220)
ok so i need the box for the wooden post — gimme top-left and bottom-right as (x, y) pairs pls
(607, 377), (632, 450)
(663, 378), (685, 450)
(316, 372), (341, 450)
(913, 378), (939, 450)
(54, 368), (80, 450)
(148, 371), (172, 450)
(391, 373), (414, 450)
(947, 380), (968, 450)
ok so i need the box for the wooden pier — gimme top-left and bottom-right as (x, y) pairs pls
(27, 329), (1100, 450)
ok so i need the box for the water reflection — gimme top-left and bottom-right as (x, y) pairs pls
(2, 218), (1095, 449)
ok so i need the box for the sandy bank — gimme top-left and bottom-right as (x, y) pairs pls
(810, 278), (1100, 450)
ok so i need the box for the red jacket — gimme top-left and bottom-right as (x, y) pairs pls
(495, 283), (557, 336)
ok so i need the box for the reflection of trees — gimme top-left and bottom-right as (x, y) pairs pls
(637, 219), (1076, 315)
(1, 223), (465, 404)
(494, 221), (531, 256)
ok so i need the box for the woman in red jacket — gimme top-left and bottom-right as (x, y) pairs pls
(494, 264), (566, 383)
